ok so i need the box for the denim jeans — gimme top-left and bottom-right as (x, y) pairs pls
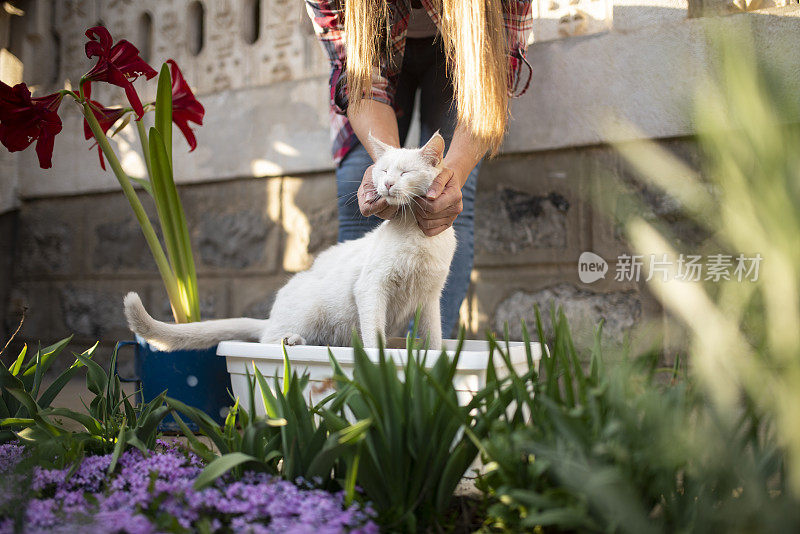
(335, 37), (480, 338)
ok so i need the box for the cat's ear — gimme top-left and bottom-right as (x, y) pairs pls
(420, 131), (445, 167)
(368, 132), (394, 160)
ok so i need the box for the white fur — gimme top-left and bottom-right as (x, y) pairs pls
(124, 132), (456, 350)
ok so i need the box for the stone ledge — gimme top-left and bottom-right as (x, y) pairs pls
(505, 11), (800, 153)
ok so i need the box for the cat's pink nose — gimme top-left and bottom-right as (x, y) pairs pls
(385, 181), (395, 194)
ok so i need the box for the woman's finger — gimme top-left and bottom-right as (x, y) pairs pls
(425, 167), (455, 200)
(420, 223), (452, 237)
(412, 198), (463, 220)
(360, 194), (389, 216)
(417, 216), (455, 229)
(376, 205), (399, 219)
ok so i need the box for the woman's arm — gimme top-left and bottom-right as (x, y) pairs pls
(347, 99), (400, 158)
(411, 124), (484, 236)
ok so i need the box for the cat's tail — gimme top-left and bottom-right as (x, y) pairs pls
(123, 292), (269, 351)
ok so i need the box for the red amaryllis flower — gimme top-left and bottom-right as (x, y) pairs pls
(83, 100), (126, 170)
(83, 26), (157, 119)
(167, 60), (204, 151)
(0, 82), (63, 169)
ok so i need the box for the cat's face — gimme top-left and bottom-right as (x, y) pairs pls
(370, 132), (446, 206)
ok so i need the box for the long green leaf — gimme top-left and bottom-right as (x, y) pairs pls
(306, 427), (363, 480)
(253, 365), (280, 419)
(6, 387), (60, 436)
(344, 444), (361, 506)
(171, 409), (216, 462)
(148, 128), (183, 281)
(37, 359), (85, 414)
(194, 453), (261, 489)
(149, 127), (199, 321)
(154, 63), (173, 168)
(108, 421), (128, 474)
(73, 343), (104, 396)
(129, 176), (154, 196)
(135, 405), (170, 446)
(9, 345), (26, 376)
(282, 341), (291, 395)
(166, 397), (227, 453)
(0, 417), (34, 426)
(43, 408), (103, 435)
(22, 336), (73, 377)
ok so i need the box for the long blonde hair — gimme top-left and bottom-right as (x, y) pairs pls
(344, 0), (509, 155)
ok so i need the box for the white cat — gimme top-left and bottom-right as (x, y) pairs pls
(124, 131), (456, 350)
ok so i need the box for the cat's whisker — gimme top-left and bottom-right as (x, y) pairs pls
(338, 192), (361, 208)
(409, 197), (426, 213)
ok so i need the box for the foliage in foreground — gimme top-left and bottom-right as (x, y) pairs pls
(165, 345), (364, 493)
(470, 21), (800, 534)
(171, 323), (536, 533)
(318, 330), (534, 532)
(1, 341), (168, 469)
(3, 310), (800, 533)
(1, 337), (83, 443)
(611, 19), (800, 489)
(477, 311), (800, 533)
(0, 440), (376, 534)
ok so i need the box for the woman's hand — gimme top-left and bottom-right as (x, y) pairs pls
(411, 167), (464, 237)
(358, 164), (399, 220)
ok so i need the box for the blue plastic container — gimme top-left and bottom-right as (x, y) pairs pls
(117, 335), (231, 432)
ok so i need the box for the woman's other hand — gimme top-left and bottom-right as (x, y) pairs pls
(358, 164), (399, 220)
(411, 167), (464, 237)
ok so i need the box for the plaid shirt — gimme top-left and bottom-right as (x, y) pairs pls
(305, 0), (534, 164)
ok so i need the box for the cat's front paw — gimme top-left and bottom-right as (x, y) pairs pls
(282, 334), (306, 346)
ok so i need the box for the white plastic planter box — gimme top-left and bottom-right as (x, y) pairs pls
(218, 339), (542, 416)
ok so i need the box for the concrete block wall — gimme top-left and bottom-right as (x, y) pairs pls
(2, 0), (800, 368)
(7, 141), (699, 358)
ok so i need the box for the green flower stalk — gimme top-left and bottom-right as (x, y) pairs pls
(81, 100), (190, 323)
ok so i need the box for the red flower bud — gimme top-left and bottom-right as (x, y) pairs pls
(83, 26), (157, 119)
(0, 82), (63, 169)
(167, 60), (204, 152)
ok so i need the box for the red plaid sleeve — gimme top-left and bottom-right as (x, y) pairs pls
(503, 0), (534, 96)
(305, 0), (395, 114)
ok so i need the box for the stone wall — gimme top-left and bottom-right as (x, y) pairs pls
(7, 140), (699, 357)
(2, 0), (800, 366)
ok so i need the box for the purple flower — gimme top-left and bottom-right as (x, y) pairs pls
(0, 441), (376, 533)
(0, 443), (27, 474)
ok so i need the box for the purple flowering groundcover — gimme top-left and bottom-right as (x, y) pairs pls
(0, 441), (377, 534)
